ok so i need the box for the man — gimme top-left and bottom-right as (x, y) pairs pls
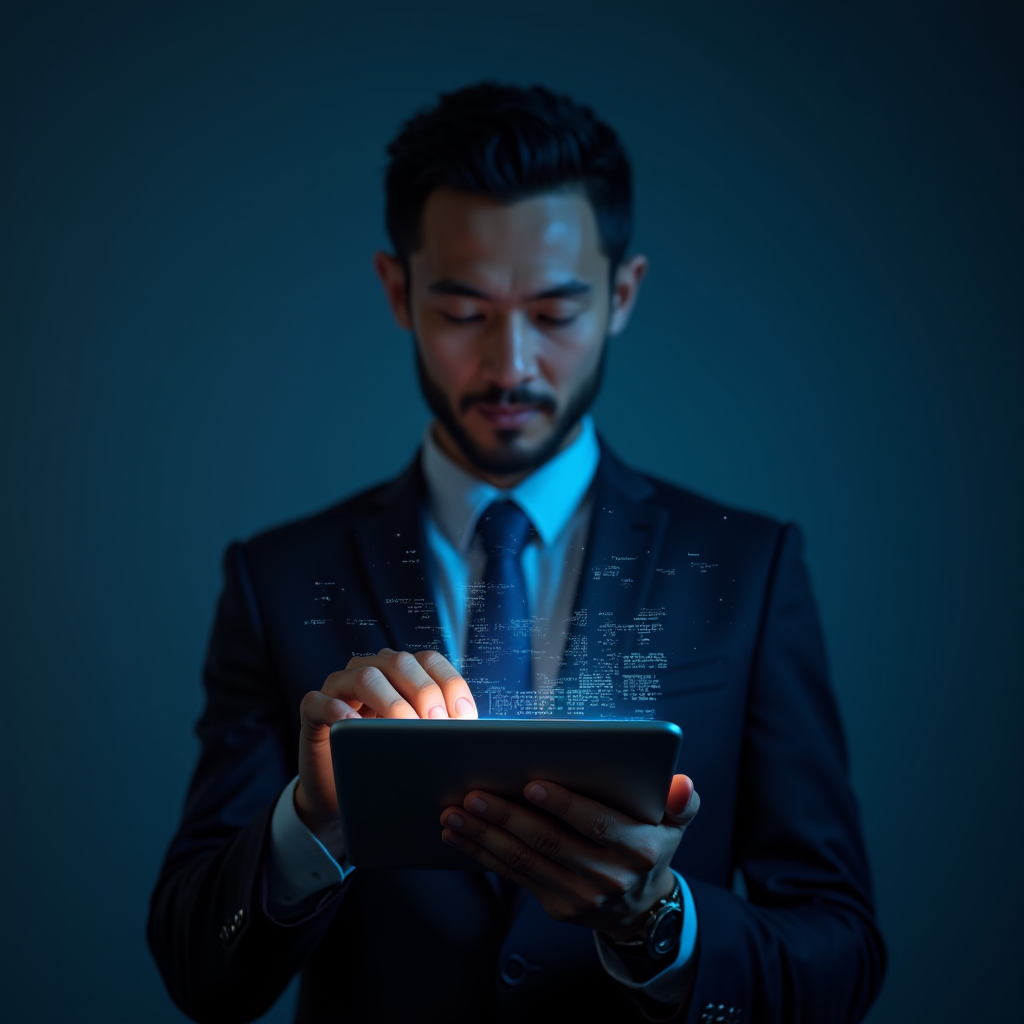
(149, 83), (885, 1023)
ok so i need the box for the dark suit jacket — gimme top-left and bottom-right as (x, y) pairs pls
(148, 442), (885, 1023)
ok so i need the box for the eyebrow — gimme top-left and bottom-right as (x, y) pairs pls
(427, 278), (592, 301)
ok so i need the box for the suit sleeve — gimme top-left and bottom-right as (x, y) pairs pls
(147, 542), (345, 1024)
(684, 524), (886, 1023)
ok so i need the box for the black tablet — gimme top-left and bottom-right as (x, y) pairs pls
(329, 718), (683, 870)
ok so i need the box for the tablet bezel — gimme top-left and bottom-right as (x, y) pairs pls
(329, 718), (683, 871)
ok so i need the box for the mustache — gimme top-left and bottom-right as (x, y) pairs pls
(458, 386), (558, 416)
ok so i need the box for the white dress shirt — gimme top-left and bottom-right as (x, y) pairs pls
(265, 415), (697, 1004)
(420, 412), (598, 686)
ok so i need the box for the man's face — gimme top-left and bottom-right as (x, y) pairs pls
(375, 187), (646, 481)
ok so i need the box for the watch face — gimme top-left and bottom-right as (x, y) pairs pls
(650, 907), (684, 957)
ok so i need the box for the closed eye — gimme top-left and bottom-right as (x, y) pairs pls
(441, 312), (486, 324)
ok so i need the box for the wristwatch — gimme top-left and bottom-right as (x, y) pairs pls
(613, 876), (684, 959)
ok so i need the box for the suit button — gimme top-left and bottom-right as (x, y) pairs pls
(500, 955), (540, 985)
(502, 957), (524, 983)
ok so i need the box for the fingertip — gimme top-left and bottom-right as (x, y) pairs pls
(454, 696), (477, 719)
(327, 698), (359, 722)
(666, 774), (695, 818)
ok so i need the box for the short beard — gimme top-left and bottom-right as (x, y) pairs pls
(414, 340), (607, 477)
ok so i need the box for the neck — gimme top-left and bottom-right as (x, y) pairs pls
(432, 420), (582, 489)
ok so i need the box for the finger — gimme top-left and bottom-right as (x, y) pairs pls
(323, 664), (418, 719)
(523, 780), (652, 858)
(344, 648), (451, 719)
(439, 808), (604, 900)
(297, 691), (358, 822)
(441, 825), (556, 904)
(448, 792), (634, 887)
(299, 689), (360, 738)
(663, 774), (700, 827)
(439, 827), (587, 933)
(413, 650), (477, 719)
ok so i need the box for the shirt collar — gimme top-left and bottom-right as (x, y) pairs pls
(421, 415), (601, 553)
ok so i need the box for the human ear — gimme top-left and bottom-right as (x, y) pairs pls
(373, 250), (413, 331)
(607, 254), (649, 337)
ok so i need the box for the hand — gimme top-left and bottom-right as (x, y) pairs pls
(294, 648), (478, 850)
(439, 774), (699, 940)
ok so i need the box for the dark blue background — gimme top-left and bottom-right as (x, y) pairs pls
(1, 2), (1020, 1021)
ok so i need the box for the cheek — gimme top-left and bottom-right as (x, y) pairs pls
(540, 327), (604, 388)
(418, 329), (479, 389)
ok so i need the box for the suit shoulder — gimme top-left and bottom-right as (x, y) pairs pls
(600, 443), (785, 543)
(236, 476), (394, 565)
(641, 471), (786, 544)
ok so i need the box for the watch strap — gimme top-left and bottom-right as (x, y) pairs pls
(612, 876), (683, 959)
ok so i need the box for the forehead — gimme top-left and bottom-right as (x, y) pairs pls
(413, 187), (606, 290)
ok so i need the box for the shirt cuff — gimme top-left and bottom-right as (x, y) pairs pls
(593, 871), (698, 1004)
(265, 775), (356, 921)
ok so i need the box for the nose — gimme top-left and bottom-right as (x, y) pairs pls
(480, 310), (537, 390)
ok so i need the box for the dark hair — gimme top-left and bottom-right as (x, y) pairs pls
(384, 83), (633, 270)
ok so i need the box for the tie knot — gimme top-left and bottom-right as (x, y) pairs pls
(476, 501), (533, 559)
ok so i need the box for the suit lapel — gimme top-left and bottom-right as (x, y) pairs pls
(352, 456), (449, 659)
(350, 441), (669, 698)
(558, 442), (670, 711)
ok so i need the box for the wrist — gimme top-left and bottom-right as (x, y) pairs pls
(599, 871), (675, 943)
(634, 871), (676, 929)
(608, 874), (683, 960)
(293, 782), (346, 856)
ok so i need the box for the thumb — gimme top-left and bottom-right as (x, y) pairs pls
(664, 774), (700, 827)
(299, 689), (359, 741)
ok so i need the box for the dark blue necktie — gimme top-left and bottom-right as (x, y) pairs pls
(464, 500), (533, 703)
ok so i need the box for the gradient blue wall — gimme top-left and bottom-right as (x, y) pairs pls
(1, 2), (1020, 1021)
